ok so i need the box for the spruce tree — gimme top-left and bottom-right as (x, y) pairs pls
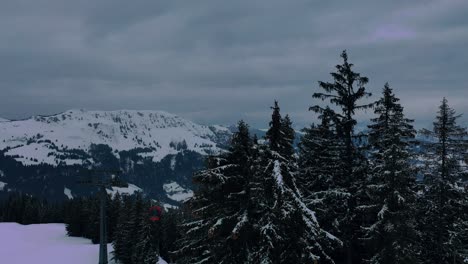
(309, 50), (373, 264)
(298, 107), (348, 241)
(249, 101), (339, 263)
(266, 101), (295, 159)
(129, 193), (146, 263)
(132, 200), (159, 264)
(280, 114), (295, 159)
(112, 195), (135, 264)
(266, 101), (282, 153)
(419, 98), (468, 263)
(65, 198), (86, 237)
(160, 209), (182, 263)
(108, 192), (122, 242)
(363, 83), (420, 263)
(174, 120), (255, 263)
(84, 195), (100, 243)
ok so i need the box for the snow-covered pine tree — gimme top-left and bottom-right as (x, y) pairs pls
(84, 195), (100, 243)
(160, 209), (183, 262)
(310, 50), (373, 264)
(363, 83), (420, 264)
(132, 199), (159, 264)
(65, 197), (87, 237)
(280, 114), (295, 159)
(249, 101), (339, 264)
(129, 193), (147, 263)
(266, 101), (295, 160)
(112, 195), (136, 264)
(419, 98), (468, 263)
(108, 192), (122, 243)
(173, 120), (255, 263)
(297, 107), (348, 245)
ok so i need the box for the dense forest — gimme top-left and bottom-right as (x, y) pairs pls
(173, 51), (467, 264)
(1, 51), (467, 263)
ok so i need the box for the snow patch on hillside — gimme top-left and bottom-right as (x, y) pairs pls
(209, 124), (230, 134)
(163, 203), (179, 210)
(64, 187), (73, 199)
(5, 142), (84, 166)
(106, 183), (142, 197)
(163, 181), (193, 202)
(170, 156), (176, 170)
(0, 181), (7, 191)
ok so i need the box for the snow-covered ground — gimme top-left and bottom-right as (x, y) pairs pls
(163, 181), (193, 202)
(0, 223), (115, 264)
(0, 223), (167, 264)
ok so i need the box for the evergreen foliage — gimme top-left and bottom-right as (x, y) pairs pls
(112, 193), (164, 264)
(159, 209), (183, 263)
(297, 107), (349, 251)
(174, 120), (255, 263)
(266, 102), (295, 159)
(363, 84), (421, 263)
(419, 98), (468, 263)
(175, 112), (338, 263)
(308, 50), (373, 264)
(64, 193), (116, 243)
(0, 192), (63, 224)
(251, 102), (340, 263)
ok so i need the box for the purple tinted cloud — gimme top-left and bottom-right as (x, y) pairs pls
(369, 24), (416, 42)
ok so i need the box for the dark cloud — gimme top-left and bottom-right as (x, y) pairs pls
(0, 0), (467, 128)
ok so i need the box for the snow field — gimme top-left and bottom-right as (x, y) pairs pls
(0, 223), (168, 264)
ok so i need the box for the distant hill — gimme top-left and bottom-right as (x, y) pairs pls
(0, 109), (231, 205)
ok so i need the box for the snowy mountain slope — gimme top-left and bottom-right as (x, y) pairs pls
(163, 181), (194, 202)
(0, 117), (9, 122)
(0, 109), (230, 166)
(0, 223), (168, 264)
(0, 110), (231, 203)
(106, 183), (142, 197)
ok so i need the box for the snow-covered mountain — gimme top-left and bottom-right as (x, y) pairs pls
(0, 109), (231, 203)
(0, 109), (230, 166)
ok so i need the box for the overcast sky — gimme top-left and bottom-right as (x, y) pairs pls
(1, 0), (467, 128)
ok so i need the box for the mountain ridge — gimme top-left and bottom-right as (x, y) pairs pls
(0, 109), (232, 203)
(0, 109), (230, 166)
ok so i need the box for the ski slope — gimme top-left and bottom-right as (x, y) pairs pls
(0, 223), (167, 264)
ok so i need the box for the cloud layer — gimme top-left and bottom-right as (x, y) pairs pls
(1, 0), (467, 128)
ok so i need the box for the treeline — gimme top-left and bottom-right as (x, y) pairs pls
(0, 191), (182, 263)
(64, 192), (182, 263)
(109, 193), (181, 264)
(0, 192), (64, 224)
(64, 193), (119, 243)
(173, 51), (468, 264)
